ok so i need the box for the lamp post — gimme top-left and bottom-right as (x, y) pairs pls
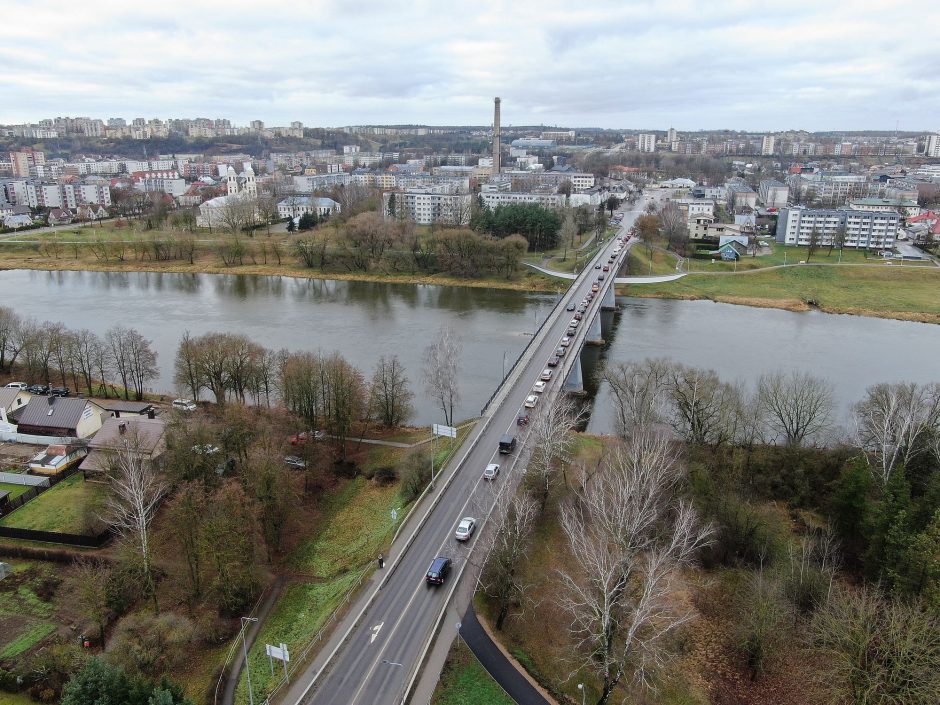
(577, 682), (585, 705)
(240, 616), (259, 705)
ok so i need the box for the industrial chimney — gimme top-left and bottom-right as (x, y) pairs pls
(492, 97), (501, 176)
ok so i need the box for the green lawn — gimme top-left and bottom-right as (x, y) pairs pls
(683, 243), (936, 273)
(0, 473), (108, 534)
(0, 482), (33, 501)
(0, 561), (58, 661)
(431, 639), (515, 705)
(625, 246), (680, 275)
(625, 264), (940, 322)
(0, 691), (39, 705)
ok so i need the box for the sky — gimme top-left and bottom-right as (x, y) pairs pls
(2, 0), (939, 132)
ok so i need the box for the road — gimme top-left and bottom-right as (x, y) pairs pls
(285, 194), (651, 705)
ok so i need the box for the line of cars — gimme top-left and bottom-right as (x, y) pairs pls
(4, 382), (69, 396)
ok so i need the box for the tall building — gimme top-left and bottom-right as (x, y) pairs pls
(637, 133), (656, 152)
(667, 127), (677, 144)
(776, 207), (899, 249)
(492, 97), (502, 175)
(761, 135), (776, 156)
(926, 133), (940, 158)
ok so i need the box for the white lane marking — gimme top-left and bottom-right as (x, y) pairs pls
(370, 622), (384, 644)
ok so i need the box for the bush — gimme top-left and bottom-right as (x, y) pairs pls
(397, 446), (432, 504)
(373, 466), (398, 486)
(105, 613), (198, 678)
(703, 495), (787, 569)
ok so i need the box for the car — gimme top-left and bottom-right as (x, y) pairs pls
(570, 318), (579, 326)
(555, 346), (566, 357)
(566, 303), (576, 311)
(603, 265), (609, 272)
(27, 384), (49, 395)
(426, 556), (452, 585)
(483, 462), (501, 479)
(598, 274), (605, 281)
(172, 398), (197, 412)
(524, 394), (539, 408)
(594, 264), (602, 269)
(586, 292), (594, 300)
(591, 284), (600, 292)
(284, 455), (307, 469)
(50, 386), (69, 397)
(567, 327), (577, 336)
(546, 356), (560, 368)
(540, 368), (552, 381)
(3, 382), (27, 390)
(578, 305), (587, 313)
(455, 517), (476, 541)
(560, 336), (571, 347)
(290, 430), (326, 445)
(532, 380), (547, 393)
(574, 313), (583, 321)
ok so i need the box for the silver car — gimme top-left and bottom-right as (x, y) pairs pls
(455, 517), (476, 541)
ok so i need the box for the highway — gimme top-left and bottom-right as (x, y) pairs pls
(286, 194), (650, 705)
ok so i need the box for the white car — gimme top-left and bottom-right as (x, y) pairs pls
(455, 517), (476, 541)
(540, 369), (552, 381)
(3, 382), (28, 390)
(524, 395), (539, 409)
(560, 337), (571, 347)
(172, 399), (197, 412)
(569, 318), (579, 327)
(532, 380), (546, 393)
(483, 463), (500, 480)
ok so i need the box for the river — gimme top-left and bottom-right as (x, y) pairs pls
(2, 269), (938, 432)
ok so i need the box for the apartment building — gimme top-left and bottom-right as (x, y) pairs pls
(787, 171), (868, 206)
(776, 207), (900, 249)
(293, 172), (352, 192)
(926, 133), (940, 158)
(726, 181), (757, 210)
(382, 185), (472, 226)
(1, 179), (111, 209)
(760, 135), (776, 156)
(637, 133), (657, 152)
(758, 179), (789, 208)
(480, 191), (565, 210)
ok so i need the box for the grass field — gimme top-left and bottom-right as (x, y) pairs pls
(624, 245), (680, 275)
(431, 639), (515, 705)
(0, 473), (108, 534)
(0, 561), (58, 661)
(0, 691), (38, 705)
(0, 482), (33, 500)
(681, 243), (936, 273)
(624, 263), (940, 323)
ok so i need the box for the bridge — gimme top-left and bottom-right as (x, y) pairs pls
(267, 198), (649, 705)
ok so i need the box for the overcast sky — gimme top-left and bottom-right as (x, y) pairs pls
(2, 0), (938, 132)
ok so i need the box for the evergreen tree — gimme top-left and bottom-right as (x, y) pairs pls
(286, 218), (295, 233)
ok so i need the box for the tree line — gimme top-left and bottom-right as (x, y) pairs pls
(0, 307), (158, 400)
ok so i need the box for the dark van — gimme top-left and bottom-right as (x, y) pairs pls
(498, 434), (516, 454)
(426, 556), (452, 585)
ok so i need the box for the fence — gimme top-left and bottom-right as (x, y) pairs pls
(0, 464), (85, 523)
(0, 525), (113, 547)
(0, 431), (76, 445)
(0, 471), (50, 487)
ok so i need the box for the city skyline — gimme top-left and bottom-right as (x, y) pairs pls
(1, 1), (939, 132)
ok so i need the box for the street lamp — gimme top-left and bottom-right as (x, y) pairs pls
(577, 682), (585, 705)
(240, 616), (259, 705)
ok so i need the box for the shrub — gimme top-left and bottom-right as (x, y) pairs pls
(373, 466), (398, 486)
(397, 446), (431, 504)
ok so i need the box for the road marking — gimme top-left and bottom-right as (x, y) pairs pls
(370, 622), (384, 644)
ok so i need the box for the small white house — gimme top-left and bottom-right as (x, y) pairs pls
(277, 196), (341, 220)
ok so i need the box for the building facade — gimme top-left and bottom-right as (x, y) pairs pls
(758, 179), (789, 208)
(637, 133), (657, 152)
(776, 207), (900, 249)
(382, 186), (472, 226)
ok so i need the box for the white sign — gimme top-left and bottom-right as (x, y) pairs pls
(266, 643), (290, 662)
(432, 423), (457, 439)
(371, 622), (384, 644)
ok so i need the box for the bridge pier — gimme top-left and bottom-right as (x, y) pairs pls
(586, 311), (604, 346)
(563, 352), (585, 393)
(601, 285), (617, 311)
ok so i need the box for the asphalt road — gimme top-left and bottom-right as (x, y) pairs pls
(290, 196), (650, 705)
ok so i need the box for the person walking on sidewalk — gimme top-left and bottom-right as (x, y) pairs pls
(378, 553), (385, 569)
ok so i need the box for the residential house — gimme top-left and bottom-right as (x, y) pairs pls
(11, 396), (104, 438)
(711, 240), (748, 261)
(92, 399), (156, 419)
(0, 387), (31, 432)
(47, 208), (73, 225)
(3, 214), (33, 229)
(28, 443), (88, 476)
(80, 416), (167, 481)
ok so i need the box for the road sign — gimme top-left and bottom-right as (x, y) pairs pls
(432, 423), (457, 439)
(266, 643), (290, 662)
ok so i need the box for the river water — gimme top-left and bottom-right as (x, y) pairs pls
(585, 297), (940, 436)
(2, 269), (938, 431)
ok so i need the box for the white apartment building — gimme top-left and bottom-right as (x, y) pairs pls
(760, 135), (776, 156)
(1, 179), (111, 209)
(637, 133), (657, 152)
(671, 198), (715, 220)
(758, 179), (789, 208)
(382, 186), (472, 226)
(776, 207), (900, 249)
(926, 133), (940, 158)
(293, 172), (352, 192)
(277, 196), (341, 220)
(787, 172), (868, 206)
(480, 191), (565, 210)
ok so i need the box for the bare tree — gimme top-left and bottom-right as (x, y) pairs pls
(667, 362), (741, 447)
(0, 306), (22, 372)
(106, 438), (167, 611)
(107, 325), (158, 400)
(758, 370), (834, 447)
(475, 488), (539, 630)
(525, 395), (584, 511)
(65, 557), (114, 645)
(853, 382), (940, 486)
(369, 355), (414, 428)
(423, 326), (461, 426)
(604, 359), (671, 437)
(557, 432), (711, 704)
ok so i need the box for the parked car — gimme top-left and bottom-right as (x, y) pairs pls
(454, 517), (476, 542)
(284, 455), (307, 469)
(290, 430), (326, 445)
(172, 399), (197, 412)
(425, 556), (452, 585)
(533, 380), (547, 393)
(540, 368), (553, 381)
(566, 303), (576, 311)
(524, 394), (539, 408)
(578, 305), (587, 313)
(570, 318), (579, 327)
(598, 274), (605, 281)
(27, 384), (49, 395)
(4, 382), (27, 390)
(50, 387), (69, 397)
(560, 336), (571, 347)
(483, 462), (501, 479)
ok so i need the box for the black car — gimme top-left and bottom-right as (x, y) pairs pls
(50, 387), (69, 397)
(566, 303), (575, 311)
(426, 556), (452, 585)
(27, 384), (49, 395)
(547, 355), (560, 367)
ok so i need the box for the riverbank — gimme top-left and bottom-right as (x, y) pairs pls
(620, 264), (940, 324)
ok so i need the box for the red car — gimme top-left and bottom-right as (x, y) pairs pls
(603, 265), (609, 272)
(290, 430), (326, 445)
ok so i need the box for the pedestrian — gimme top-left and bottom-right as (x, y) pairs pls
(378, 553), (385, 569)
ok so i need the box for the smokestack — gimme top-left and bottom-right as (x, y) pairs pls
(492, 97), (501, 176)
